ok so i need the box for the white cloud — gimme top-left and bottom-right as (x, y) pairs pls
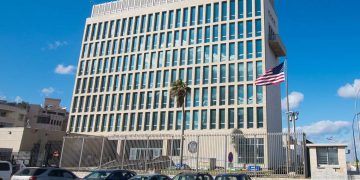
(15, 96), (23, 103)
(55, 64), (76, 75)
(281, 91), (304, 111)
(44, 41), (68, 50)
(0, 94), (6, 100)
(297, 120), (351, 136)
(41, 87), (55, 97)
(337, 79), (360, 98)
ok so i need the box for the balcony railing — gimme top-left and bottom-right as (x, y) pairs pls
(269, 34), (287, 57)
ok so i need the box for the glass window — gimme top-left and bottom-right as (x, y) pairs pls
(198, 5), (203, 24)
(162, 90), (168, 108)
(238, 85), (244, 104)
(145, 112), (150, 131)
(211, 87), (217, 106)
(256, 86), (263, 104)
(238, 0), (244, 18)
(159, 33), (165, 48)
(181, 30), (188, 46)
(220, 64), (226, 83)
(220, 86), (226, 105)
(196, 47), (202, 64)
(194, 88), (200, 107)
(186, 68), (193, 85)
(163, 70), (169, 87)
(174, 31), (180, 46)
(117, 94), (123, 110)
(175, 9), (181, 28)
(247, 62), (253, 81)
(204, 46), (210, 63)
(210, 110), (216, 129)
(185, 111), (190, 129)
(160, 112), (166, 130)
(195, 67), (200, 85)
(190, 7), (196, 26)
(238, 41), (244, 59)
(132, 93), (138, 110)
(221, 24), (227, 41)
(201, 110), (207, 129)
(158, 51), (163, 68)
(220, 43), (226, 62)
(247, 84), (253, 104)
(197, 27), (203, 43)
(166, 32), (173, 48)
(205, 4), (211, 23)
(139, 92), (145, 109)
(188, 48), (194, 65)
(229, 64), (235, 82)
(247, 20), (253, 37)
(247, 107), (254, 128)
(218, 109), (225, 129)
(154, 13), (160, 31)
(183, 8), (189, 27)
(213, 25), (218, 42)
(147, 14), (153, 32)
(229, 43), (235, 61)
(230, 0), (236, 20)
(255, 0), (261, 16)
(212, 44), (219, 62)
(152, 34), (158, 49)
(238, 22), (244, 39)
(317, 147), (339, 165)
(257, 107), (263, 128)
(146, 92), (152, 109)
(141, 15), (146, 33)
(134, 16), (140, 34)
(189, 29), (195, 45)
(168, 112), (174, 130)
(229, 108), (235, 128)
(213, 3), (219, 22)
(180, 48), (186, 66)
(193, 110), (199, 130)
(137, 113), (143, 131)
(205, 26), (210, 43)
(127, 17), (133, 35)
(168, 11), (174, 29)
(108, 114), (114, 132)
(247, 0), (253, 17)
(152, 112), (158, 130)
(256, 39), (262, 58)
(127, 74), (133, 90)
(156, 71), (161, 88)
(247, 40), (253, 59)
(211, 65), (217, 84)
(202, 87), (208, 106)
(221, 1), (227, 21)
(173, 49), (178, 66)
(238, 108), (244, 128)
(203, 66), (209, 84)
(229, 85), (235, 105)
(229, 23), (235, 40)
(176, 111), (182, 130)
(179, 68), (185, 81)
(255, 19), (261, 36)
(101, 114), (107, 132)
(171, 69), (177, 83)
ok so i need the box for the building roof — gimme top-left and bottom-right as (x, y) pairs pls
(307, 144), (347, 148)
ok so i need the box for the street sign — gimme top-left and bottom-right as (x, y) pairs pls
(247, 165), (261, 171)
(188, 141), (198, 153)
(228, 152), (234, 162)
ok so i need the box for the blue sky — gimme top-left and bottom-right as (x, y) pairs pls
(0, 0), (359, 148)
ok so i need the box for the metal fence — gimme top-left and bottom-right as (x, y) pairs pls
(60, 132), (308, 178)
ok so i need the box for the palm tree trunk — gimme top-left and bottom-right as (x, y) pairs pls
(180, 101), (185, 167)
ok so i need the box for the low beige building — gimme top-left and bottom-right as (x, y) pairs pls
(307, 144), (347, 180)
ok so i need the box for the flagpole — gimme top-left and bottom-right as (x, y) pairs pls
(285, 58), (291, 174)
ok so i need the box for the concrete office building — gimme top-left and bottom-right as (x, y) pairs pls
(67, 0), (287, 168)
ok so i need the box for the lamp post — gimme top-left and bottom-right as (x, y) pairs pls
(353, 113), (359, 172)
(288, 111), (299, 170)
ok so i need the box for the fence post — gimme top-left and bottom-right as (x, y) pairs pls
(59, 137), (66, 168)
(121, 136), (127, 169)
(78, 137), (85, 170)
(303, 133), (308, 178)
(170, 136), (174, 169)
(254, 134), (257, 177)
(145, 136), (150, 171)
(196, 135), (199, 172)
(99, 137), (105, 168)
(224, 135), (227, 173)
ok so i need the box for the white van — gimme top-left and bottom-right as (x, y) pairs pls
(0, 161), (12, 180)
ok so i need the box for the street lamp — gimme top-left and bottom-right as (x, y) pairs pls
(353, 113), (360, 172)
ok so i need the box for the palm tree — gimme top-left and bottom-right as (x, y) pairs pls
(170, 79), (191, 167)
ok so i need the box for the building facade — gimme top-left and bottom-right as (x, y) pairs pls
(67, 0), (286, 168)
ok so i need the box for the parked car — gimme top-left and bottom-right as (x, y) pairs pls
(172, 172), (213, 180)
(83, 170), (136, 180)
(0, 161), (12, 180)
(215, 173), (251, 180)
(11, 167), (78, 180)
(129, 174), (171, 180)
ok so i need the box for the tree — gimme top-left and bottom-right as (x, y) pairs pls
(170, 79), (191, 167)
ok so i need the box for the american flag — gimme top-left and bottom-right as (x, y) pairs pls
(255, 62), (285, 86)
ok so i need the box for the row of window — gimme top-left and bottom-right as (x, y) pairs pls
(69, 107), (264, 133)
(84, 0), (262, 42)
(72, 84), (263, 113)
(82, 20), (262, 59)
(75, 61), (263, 94)
(79, 40), (263, 77)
